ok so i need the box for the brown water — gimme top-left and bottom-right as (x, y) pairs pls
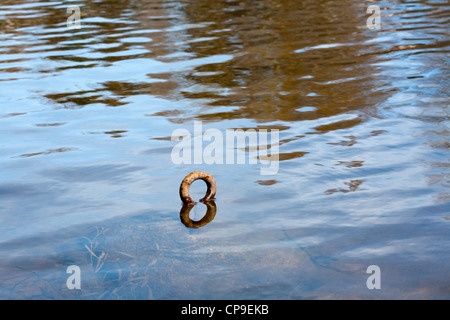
(0, 0), (449, 299)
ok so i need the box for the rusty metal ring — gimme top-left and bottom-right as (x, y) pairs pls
(180, 201), (217, 229)
(179, 171), (216, 205)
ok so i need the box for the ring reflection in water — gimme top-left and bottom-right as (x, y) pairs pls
(180, 201), (217, 229)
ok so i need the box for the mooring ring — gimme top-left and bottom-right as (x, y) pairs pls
(179, 171), (216, 205)
(180, 201), (217, 229)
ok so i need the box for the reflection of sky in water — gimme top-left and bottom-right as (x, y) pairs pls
(0, 0), (449, 299)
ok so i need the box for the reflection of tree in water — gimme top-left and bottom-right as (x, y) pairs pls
(176, 0), (386, 125)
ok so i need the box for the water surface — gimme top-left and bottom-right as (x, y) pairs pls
(0, 0), (449, 299)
